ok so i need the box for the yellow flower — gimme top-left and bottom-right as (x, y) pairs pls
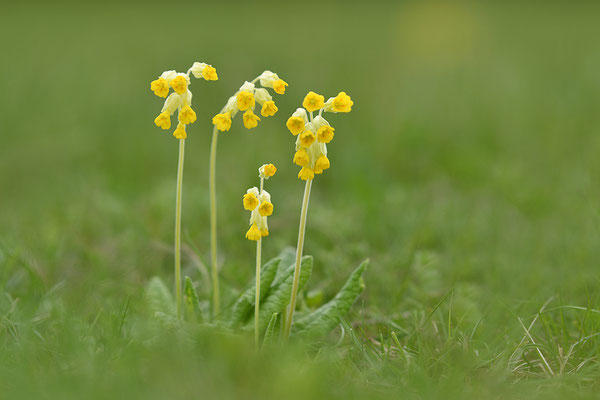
(178, 105), (197, 125)
(213, 112), (232, 132)
(258, 201), (274, 217)
(331, 92), (353, 113)
(317, 125), (335, 143)
(151, 78), (169, 98)
(293, 148), (310, 167)
(261, 101), (278, 117)
(243, 192), (259, 210)
(260, 229), (269, 237)
(299, 130), (316, 148)
(260, 164), (277, 178)
(298, 167), (315, 181)
(246, 223), (261, 241)
(154, 111), (171, 130)
(302, 91), (325, 112)
(202, 65), (218, 81)
(243, 110), (261, 129)
(286, 117), (305, 136)
(314, 155), (330, 171)
(237, 91), (255, 111)
(170, 75), (188, 95)
(273, 79), (288, 94)
(173, 123), (187, 139)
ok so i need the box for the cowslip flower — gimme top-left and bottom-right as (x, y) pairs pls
(149, 61), (218, 320)
(283, 90), (354, 340)
(208, 71), (287, 316)
(244, 163), (277, 347)
(287, 91), (353, 181)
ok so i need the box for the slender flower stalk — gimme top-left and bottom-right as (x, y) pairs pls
(283, 91), (354, 339)
(210, 71), (287, 317)
(243, 164), (277, 347)
(150, 61), (218, 319)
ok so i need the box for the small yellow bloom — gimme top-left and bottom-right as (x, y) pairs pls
(298, 167), (315, 181)
(286, 117), (305, 136)
(170, 75), (188, 95)
(261, 101), (278, 117)
(173, 123), (187, 139)
(302, 91), (325, 112)
(331, 92), (353, 113)
(317, 125), (335, 143)
(243, 192), (259, 210)
(213, 112), (232, 131)
(246, 223), (262, 241)
(178, 105), (197, 124)
(273, 79), (288, 94)
(202, 66), (218, 81)
(314, 155), (330, 171)
(243, 110), (261, 129)
(261, 164), (277, 178)
(299, 130), (316, 148)
(151, 78), (170, 98)
(293, 148), (310, 167)
(258, 201), (274, 217)
(237, 91), (255, 111)
(154, 111), (171, 130)
(260, 229), (269, 237)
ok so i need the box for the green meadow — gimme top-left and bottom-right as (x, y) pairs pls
(2, 1), (600, 398)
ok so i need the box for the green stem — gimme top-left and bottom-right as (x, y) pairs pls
(209, 126), (220, 318)
(174, 138), (185, 320)
(283, 178), (313, 339)
(255, 237), (262, 348)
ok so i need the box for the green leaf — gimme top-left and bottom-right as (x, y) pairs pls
(258, 255), (313, 330)
(228, 257), (281, 328)
(145, 276), (176, 318)
(292, 259), (368, 337)
(184, 276), (203, 322)
(262, 312), (278, 346)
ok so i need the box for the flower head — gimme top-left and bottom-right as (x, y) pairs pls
(213, 112), (232, 132)
(151, 61), (217, 139)
(259, 163), (277, 179)
(243, 109), (260, 129)
(188, 62), (219, 81)
(244, 164), (277, 240)
(325, 92), (354, 113)
(302, 91), (325, 112)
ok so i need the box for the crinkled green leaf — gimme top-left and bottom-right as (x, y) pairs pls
(262, 312), (278, 346)
(228, 257), (280, 328)
(145, 276), (176, 318)
(292, 259), (368, 337)
(258, 255), (313, 330)
(184, 276), (203, 322)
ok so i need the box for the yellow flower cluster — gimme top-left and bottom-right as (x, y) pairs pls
(151, 62), (218, 139)
(286, 91), (353, 180)
(243, 164), (277, 241)
(212, 71), (287, 132)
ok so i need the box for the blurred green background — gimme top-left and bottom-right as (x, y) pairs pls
(2, 1), (600, 399)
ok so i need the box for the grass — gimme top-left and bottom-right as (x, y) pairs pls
(2, 1), (600, 398)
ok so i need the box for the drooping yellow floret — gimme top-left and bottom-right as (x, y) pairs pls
(314, 155), (330, 171)
(286, 117), (305, 136)
(317, 125), (335, 143)
(246, 223), (262, 241)
(262, 164), (277, 177)
(243, 110), (260, 129)
(331, 92), (353, 113)
(154, 111), (171, 130)
(243, 192), (259, 210)
(293, 148), (310, 167)
(202, 66), (218, 81)
(261, 101), (278, 117)
(260, 229), (269, 237)
(299, 130), (316, 148)
(273, 79), (288, 95)
(298, 167), (315, 181)
(302, 91), (325, 112)
(178, 105), (197, 125)
(151, 78), (170, 98)
(258, 201), (274, 217)
(173, 123), (187, 139)
(170, 75), (188, 95)
(237, 91), (255, 111)
(212, 112), (232, 131)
